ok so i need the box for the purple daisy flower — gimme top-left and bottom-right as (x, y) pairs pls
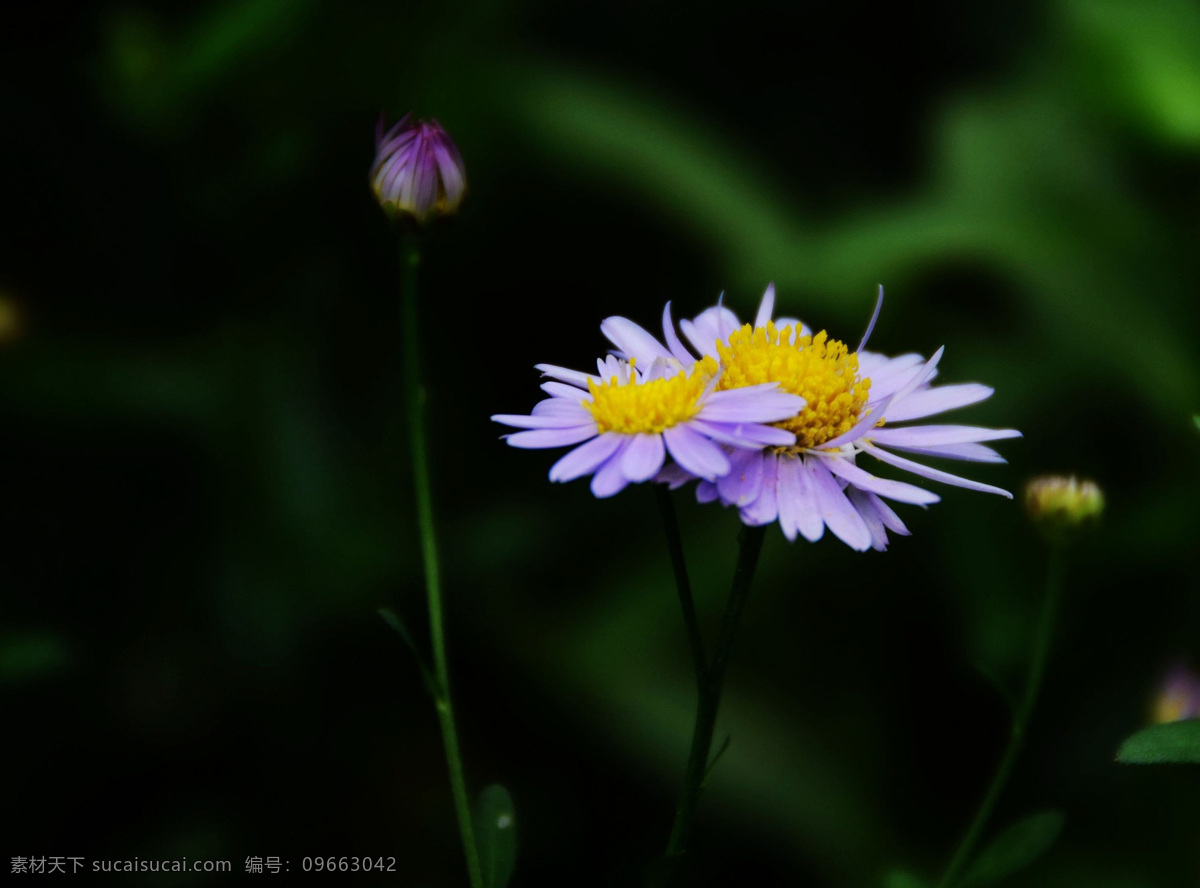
(370, 114), (466, 223)
(492, 328), (805, 498)
(648, 284), (1021, 551)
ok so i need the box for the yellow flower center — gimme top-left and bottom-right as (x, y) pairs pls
(585, 358), (718, 434)
(715, 322), (870, 449)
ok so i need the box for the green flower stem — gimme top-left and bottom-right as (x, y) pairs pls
(400, 236), (484, 888)
(936, 546), (1067, 888)
(655, 486), (706, 687)
(665, 522), (767, 861)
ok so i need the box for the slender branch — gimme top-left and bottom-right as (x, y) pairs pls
(656, 486), (707, 685)
(665, 523), (767, 861)
(936, 546), (1066, 888)
(400, 236), (484, 888)
(377, 606), (437, 698)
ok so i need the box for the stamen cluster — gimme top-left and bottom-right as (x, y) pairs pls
(586, 358), (718, 434)
(716, 323), (870, 449)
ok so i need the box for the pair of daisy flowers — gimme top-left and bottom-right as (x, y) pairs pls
(492, 286), (1019, 551)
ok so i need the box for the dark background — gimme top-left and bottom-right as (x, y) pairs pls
(3, 0), (1199, 884)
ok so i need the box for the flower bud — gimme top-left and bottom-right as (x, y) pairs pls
(370, 114), (466, 225)
(1151, 663), (1200, 724)
(1024, 475), (1104, 540)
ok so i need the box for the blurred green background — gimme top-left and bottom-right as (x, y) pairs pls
(3, 0), (1199, 884)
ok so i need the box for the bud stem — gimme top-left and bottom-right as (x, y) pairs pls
(936, 546), (1066, 888)
(399, 236), (484, 888)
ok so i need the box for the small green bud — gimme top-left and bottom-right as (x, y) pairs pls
(1024, 475), (1104, 541)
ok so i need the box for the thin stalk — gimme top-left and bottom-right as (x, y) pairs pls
(655, 486), (706, 686)
(665, 523), (767, 860)
(400, 236), (484, 888)
(936, 546), (1066, 888)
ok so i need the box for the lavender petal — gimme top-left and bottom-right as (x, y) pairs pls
(600, 316), (672, 368)
(504, 425), (598, 449)
(541, 381), (593, 401)
(717, 448), (764, 507)
(688, 418), (795, 449)
(549, 433), (625, 482)
(663, 424), (731, 481)
(536, 363), (595, 389)
(492, 409), (593, 429)
(883, 384), (994, 423)
(621, 433), (667, 482)
(777, 456), (823, 542)
(818, 455), (940, 504)
(877, 441), (1007, 463)
(590, 442), (632, 498)
(870, 425), (1021, 447)
(739, 451), (780, 526)
(846, 486), (889, 551)
(863, 444), (1013, 498)
(753, 283), (776, 329)
(809, 459), (873, 551)
(661, 302), (696, 365)
(698, 386), (805, 423)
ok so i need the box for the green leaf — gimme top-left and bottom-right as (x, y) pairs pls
(960, 810), (1064, 887)
(883, 869), (930, 888)
(377, 608), (438, 698)
(1193, 413), (1200, 432)
(473, 784), (517, 888)
(1116, 719), (1200, 763)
